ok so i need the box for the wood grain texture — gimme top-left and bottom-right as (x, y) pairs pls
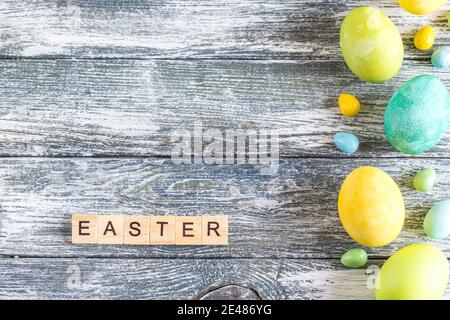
(1, 158), (450, 259)
(2, 0), (450, 300)
(0, 257), (448, 300)
(2, 58), (450, 157)
(0, 0), (448, 60)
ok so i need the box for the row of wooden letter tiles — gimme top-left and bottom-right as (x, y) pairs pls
(72, 215), (228, 246)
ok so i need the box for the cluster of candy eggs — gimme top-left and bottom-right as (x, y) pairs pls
(335, 1), (450, 300)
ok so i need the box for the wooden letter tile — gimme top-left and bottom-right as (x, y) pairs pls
(202, 216), (228, 245)
(124, 216), (150, 245)
(97, 215), (124, 244)
(149, 216), (176, 245)
(175, 216), (202, 245)
(72, 214), (97, 244)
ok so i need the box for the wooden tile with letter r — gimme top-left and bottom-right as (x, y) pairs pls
(97, 215), (124, 244)
(150, 216), (176, 245)
(176, 216), (202, 245)
(202, 216), (228, 245)
(72, 214), (97, 244)
(124, 216), (150, 245)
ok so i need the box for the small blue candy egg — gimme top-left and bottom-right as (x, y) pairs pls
(424, 199), (450, 239)
(333, 132), (359, 154)
(432, 47), (450, 68)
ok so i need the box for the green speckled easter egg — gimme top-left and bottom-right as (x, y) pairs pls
(384, 75), (450, 154)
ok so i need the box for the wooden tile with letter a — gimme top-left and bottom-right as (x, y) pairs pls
(97, 215), (124, 244)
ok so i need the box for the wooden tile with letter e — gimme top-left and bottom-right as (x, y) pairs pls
(97, 215), (124, 244)
(202, 216), (228, 245)
(175, 216), (202, 245)
(150, 216), (176, 245)
(124, 216), (150, 245)
(72, 214), (97, 244)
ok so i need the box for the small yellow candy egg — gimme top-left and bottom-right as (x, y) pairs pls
(414, 26), (435, 51)
(339, 94), (360, 117)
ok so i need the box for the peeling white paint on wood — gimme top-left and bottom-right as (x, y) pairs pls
(0, 0), (449, 59)
(1, 0), (450, 299)
(0, 158), (449, 259)
(1, 59), (450, 157)
(0, 258), (448, 300)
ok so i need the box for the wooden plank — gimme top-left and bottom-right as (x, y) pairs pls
(1, 158), (450, 259)
(0, 257), (448, 300)
(2, 58), (450, 157)
(1, 0), (448, 60)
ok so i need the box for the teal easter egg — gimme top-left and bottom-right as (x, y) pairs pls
(384, 75), (450, 154)
(424, 199), (450, 239)
(333, 132), (359, 154)
(432, 47), (450, 69)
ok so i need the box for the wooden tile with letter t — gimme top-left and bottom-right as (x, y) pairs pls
(150, 216), (176, 245)
(72, 215), (98, 244)
(124, 216), (150, 245)
(175, 216), (202, 245)
(97, 215), (124, 244)
(202, 216), (228, 245)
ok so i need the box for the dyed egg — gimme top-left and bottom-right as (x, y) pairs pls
(341, 248), (368, 268)
(414, 26), (435, 51)
(432, 47), (450, 68)
(384, 75), (450, 154)
(338, 166), (405, 247)
(340, 6), (404, 83)
(424, 199), (450, 239)
(398, 0), (447, 15)
(334, 132), (359, 154)
(376, 244), (449, 300)
(339, 93), (360, 117)
(414, 168), (436, 192)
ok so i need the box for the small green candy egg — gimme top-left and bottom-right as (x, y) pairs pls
(341, 248), (368, 268)
(414, 168), (436, 192)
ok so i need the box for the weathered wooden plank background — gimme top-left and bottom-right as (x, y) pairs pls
(1, 0), (450, 299)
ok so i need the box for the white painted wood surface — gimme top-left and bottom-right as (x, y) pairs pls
(1, 158), (450, 259)
(1, 0), (450, 299)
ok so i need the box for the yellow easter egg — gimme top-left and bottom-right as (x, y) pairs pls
(339, 93), (361, 117)
(414, 26), (435, 51)
(340, 7), (404, 83)
(398, 0), (447, 15)
(338, 166), (405, 247)
(376, 244), (449, 300)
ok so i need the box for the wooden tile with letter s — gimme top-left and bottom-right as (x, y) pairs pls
(123, 216), (150, 245)
(97, 215), (124, 245)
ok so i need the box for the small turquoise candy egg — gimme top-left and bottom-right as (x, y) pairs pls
(413, 168), (436, 192)
(341, 248), (368, 268)
(424, 199), (450, 239)
(333, 132), (359, 154)
(432, 47), (450, 68)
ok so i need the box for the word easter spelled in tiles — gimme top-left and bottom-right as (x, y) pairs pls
(72, 215), (228, 245)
